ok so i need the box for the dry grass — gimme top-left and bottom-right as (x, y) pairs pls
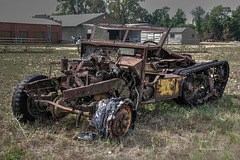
(0, 45), (239, 160)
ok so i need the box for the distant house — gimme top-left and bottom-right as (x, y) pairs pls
(33, 13), (120, 43)
(0, 17), (62, 43)
(167, 28), (198, 44)
(141, 27), (199, 45)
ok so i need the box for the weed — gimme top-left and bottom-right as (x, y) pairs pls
(226, 131), (240, 144)
(221, 152), (236, 160)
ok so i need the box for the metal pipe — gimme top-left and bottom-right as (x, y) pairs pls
(130, 72), (136, 92)
(38, 100), (73, 112)
(135, 87), (139, 110)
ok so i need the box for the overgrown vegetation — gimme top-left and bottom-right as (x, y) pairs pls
(0, 44), (239, 159)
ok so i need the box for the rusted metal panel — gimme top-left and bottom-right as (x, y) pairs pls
(119, 56), (143, 79)
(145, 62), (177, 73)
(63, 78), (124, 100)
(119, 56), (142, 67)
(25, 78), (56, 92)
(82, 40), (156, 49)
(155, 76), (183, 100)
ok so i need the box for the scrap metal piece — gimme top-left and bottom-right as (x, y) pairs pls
(76, 111), (83, 128)
(61, 57), (68, 72)
(63, 78), (125, 100)
(77, 131), (98, 141)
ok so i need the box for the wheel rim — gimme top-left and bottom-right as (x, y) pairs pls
(109, 104), (132, 139)
(27, 90), (50, 118)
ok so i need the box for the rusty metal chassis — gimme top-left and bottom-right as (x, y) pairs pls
(25, 49), (186, 115)
(24, 23), (195, 116)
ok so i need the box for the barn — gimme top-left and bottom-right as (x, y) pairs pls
(0, 17), (62, 43)
(33, 13), (120, 43)
(141, 27), (199, 45)
(167, 28), (198, 44)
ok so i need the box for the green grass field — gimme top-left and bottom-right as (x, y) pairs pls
(0, 45), (239, 160)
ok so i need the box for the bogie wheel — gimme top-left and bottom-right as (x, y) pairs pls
(215, 63), (229, 83)
(12, 74), (52, 122)
(181, 72), (209, 107)
(212, 62), (229, 98)
(109, 104), (132, 139)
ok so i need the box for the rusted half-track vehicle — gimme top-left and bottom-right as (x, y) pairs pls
(12, 24), (229, 139)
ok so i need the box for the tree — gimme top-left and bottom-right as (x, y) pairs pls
(191, 6), (206, 38)
(150, 6), (170, 27)
(55, 0), (76, 14)
(133, 7), (150, 23)
(55, 0), (106, 15)
(88, 0), (106, 13)
(222, 14), (232, 40)
(229, 5), (240, 40)
(208, 5), (231, 40)
(107, 0), (147, 24)
(171, 9), (187, 27)
(199, 12), (211, 40)
(182, 23), (195, 29)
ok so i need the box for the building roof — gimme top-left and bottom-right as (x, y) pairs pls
(170, 28), (187, 33)
(51, 13), (105, 27)
(125, 24), (189, 33)
(0, 16), (61, 25)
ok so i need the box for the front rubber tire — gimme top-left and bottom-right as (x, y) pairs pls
(12, 74), (49, 122)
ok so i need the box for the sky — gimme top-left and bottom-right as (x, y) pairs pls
(0, 0), (240, 23)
